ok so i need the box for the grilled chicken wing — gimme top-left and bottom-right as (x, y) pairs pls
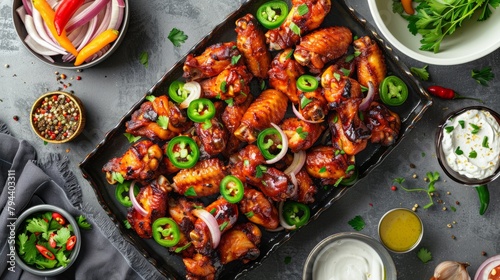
(294, 26), (352, 73)
(172, 158), (227, 197)
(125, 95), (191, 141)
(254, 167), (295, 201)
(222, 94), (254, 134)
(329, 113), (368, 155)
(235, 14), (271, 79)
(168, 197), (203, 235)
(200, 65), (252, 104)
(266, 0), (331, 50)
(218, 222), (262, 265)
(366, 102), (401, 146)
(239, 188), (279, 229)
(183, 42), (241, 81)
(183, 253), (216, 280)
(127, 176), (169, 239)
(298, 88), (329, 122)
(234, 89), (288, 143)
(294, 169), (317, 204)
(281, 117), (326, 153)
(190, 197), (239, 254)
(194, 117), (228, 157)
(103, 140), (163, 184)
(229, 144), (266, 186)
(353, 36), (387, 90)
(268, 49), (305, 103)
(306, 146), (355, 185)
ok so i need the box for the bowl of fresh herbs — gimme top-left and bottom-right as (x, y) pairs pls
(15, 204), (82, 276)
(368, 0), (500, 65)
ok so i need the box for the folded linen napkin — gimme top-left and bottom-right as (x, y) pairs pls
(0, 122), (165, 280)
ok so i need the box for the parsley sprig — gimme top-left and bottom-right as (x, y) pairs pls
(168, 28), (188, 47)
(472, 66), (494, 86)
(394, 172), (440, 209)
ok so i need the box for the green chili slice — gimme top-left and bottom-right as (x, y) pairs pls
(220, 175), (245, 203)
(379, 76), (408, 106)
(256, 0), (289, 29)
(187, 98), (216, 123)
(296, 75), (319, 92)
(168, 80), (190, 103)
(152, 218), (181, 247)
(115, 181), (140, 207)
(282, 201), (310, 228)
(257, 128), (283, 160)
(166, 136), (200, 169)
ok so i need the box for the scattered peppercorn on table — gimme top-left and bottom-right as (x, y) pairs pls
(2, 0), (500, 279)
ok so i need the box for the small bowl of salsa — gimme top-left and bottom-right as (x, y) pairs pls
(378, 208), (423, 253)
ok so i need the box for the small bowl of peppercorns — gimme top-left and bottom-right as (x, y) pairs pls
(30, 91), (85, 143)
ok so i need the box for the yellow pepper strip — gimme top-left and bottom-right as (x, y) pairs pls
(74, 29), (119, 66)
(32, 0), (79, 57)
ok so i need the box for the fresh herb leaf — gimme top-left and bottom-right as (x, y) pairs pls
(225, 98), (234, 107)
(139, 51), (149, 68)
(333, 72), (341, 81)
(26, 218), (49, 236)
(112, 172), (125, 184)
(348, 215), (365, 231)
(319, 167), (327, 173)
(450, 206), (457, 212)
(43, 140), (48, 145)
(284, 256), (292, 264)
(396, 172), (439, 209)
(220, 81), (227, 93)
(297, 4), (309, 15)
(145, 95), (155, 102)
(219, 221), (229, 231)
(184, 186), (197, 197)
(76, 215), (92, 230)
(469, 150), (478, 159)
(285, 49), (294, 59)
(19, 233), (37, 264)
(470, 123), (481, 134)
(54, 227), (71, 247)
(421, 152), (426, 157)
(354, 50), (361, 57)
(174, 242), (192, 253)
(393, 177), (405, 185)
(455, 146), (464, 155)
(345, 54), (355, 63)
(255, 165), (267, 178)
(346, 165), (355, 173)
(410, 65), (430, 81)
(472, 66), (494, 86)
(417, 247), (432, 263)
(296, 126), (308, 140)
(340, 68), (351, 77)
(300, 96), (312, 109)
(289, 22), (301, 36)
(458, 120), (465, 129)
(333, 177), (343, 187)
(124, 133), (141, 143)
(55, 251), (71, 267)
(168, 28), (188, 47)
(483, 136), (490, 148)
(231, 54), (242, 65)
(156, 116), (169, 130)
(245, 211), (254, 218)
(445, 126), (454, 133)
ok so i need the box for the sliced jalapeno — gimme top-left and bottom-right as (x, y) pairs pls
(257, 127), (284, 160)
(282, 201), (310, 228)
(187, 98), (216, 123)
(256, 0), (289, 29)
(379, 76), (408, 106)
(296, 75), (319, 92)
(169, 80), (190, 103)
(152, 217), (181, 247)
(166, 136), (200, 169)
(220, 175), (245, 203)
(115, 181), (140, 207)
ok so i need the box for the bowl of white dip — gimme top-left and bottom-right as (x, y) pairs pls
(436, 106), (500, 185)
(303, 232), (397, 280)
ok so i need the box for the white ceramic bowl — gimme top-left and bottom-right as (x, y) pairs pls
(367, 0), (500, 65)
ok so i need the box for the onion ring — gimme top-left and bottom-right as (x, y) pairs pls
(179, 81), (202, 109)
(359, 81), (375, 111)
(278, 201), (296, 230)
(192, 209), (221, 248)
(265, 123), (289, 164)
(292, 104), (324, 123)
(284, 150), (306, 175)
(129, 181), (148, 216)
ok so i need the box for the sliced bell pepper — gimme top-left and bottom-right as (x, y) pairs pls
(54, 0), (85, 36)
(282, 201), (310, 228)
(257, 127), (284, 160)
(296, 75), (319, 92)
(256, 0), (289, 29)
(379, 76), (408, 106)
(152, 217), (181, 247)
(220, 175), (245, 203)
(115, 181), (140, 207)
(166, 136), (200, 169)
(169, 81), (190, 103)
(187, 98), (216, 123)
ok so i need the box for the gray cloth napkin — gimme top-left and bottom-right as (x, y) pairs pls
(0, 122), (166, 280)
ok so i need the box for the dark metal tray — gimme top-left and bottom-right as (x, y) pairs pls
(80, 0), (432, 278)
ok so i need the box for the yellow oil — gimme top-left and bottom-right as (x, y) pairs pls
(379, 209), (422, 252)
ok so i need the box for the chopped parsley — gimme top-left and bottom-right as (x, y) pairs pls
(469, 150), (478, 159)
(168, 28), (188, 47)
(417, 247), (432, 263)
(76, 215), (92, 230)
(255, 165), (267, 178)
(231, 54), (242, 65)
(458, 120), (465, 129)
(470, 123), (481, 134)
(455, 146), (464, 155)
(319, 166), (327, 173)
(482, 136), (490, 148)
(444, 126), (454, 133)
(124, 133), (141, 143)
(410, 65), (430, 81)
(184, 186), (197, 197)
(157, 116), (169, 130)
(300, 96), (312, 109)
(348, 215), (365, 231)
(220, 81), (227, 93)
(472, 66), (494, 86)
(139, 51), (149, 68)
(296, 126), (308, 139)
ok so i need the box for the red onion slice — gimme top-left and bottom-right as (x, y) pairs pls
(359, 81), (375, 111)
(21, 0), (32, 16)
(107, 0), (120, 29)
(179, 81), (202, 109)
(77, 15), (98, 51)
(24, 35), (59, 56)
(192, 209), (221, 249)
(278, 201), (297, 230)
(289, 172), (298, 198)
(24, 15), (67, 55)
(90, 1), (112, 41)
(292, 104), (324, 123)
(129, 181), (148, 216)
(32, 7), (64, 51)
(66, 0), (111, 33)
(16, 6), (27, 25)
(284, 150), (306, 175)
(265, 123), (289, 164)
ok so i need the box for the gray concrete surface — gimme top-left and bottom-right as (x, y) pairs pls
(1, 0), (500, 279)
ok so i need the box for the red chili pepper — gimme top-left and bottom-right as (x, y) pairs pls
(427, 85), (483, 103)
(49, 232), (57, 248)
(54, 0), (85, 36)
(66, 235), (77, 251)
(36, 244), (56, 260)
(52, 212), (66, 225)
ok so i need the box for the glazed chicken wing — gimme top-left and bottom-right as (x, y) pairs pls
(172, 158), (227, 197)
(239, 188), (279, 229)
(235, 14), (271, 79)
(354, 36), (387, 90)
(194, 117), (228, 157)
(229, 144), (266, 186)
(306, 146), (356, 185)
(268, 49), (305, 103)
(200, 65), (252, 104)
(183, 253), (216, 280)
(183, 42), (241, 81)
(254, 167), (295, 201)
(127, 176), (169, 239)
(103, 140), (163, 184)
(266, 0), (331, 50)
(222, 94), (254, 134)
(294, 169), (318, 204)
(294, 26), (352, 73)
(218, 223), (262, 265)
(281, 117), (326, 153)
(365, 101), (401, 146)
(329, 112), (368, 156)
(298, 88), (329, 122)
(168, 197), (203, 235)
(234, 89), (288, 143)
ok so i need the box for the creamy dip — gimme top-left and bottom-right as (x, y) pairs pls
(312, 238), (384, 280)
(441, 109), (500, 180)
